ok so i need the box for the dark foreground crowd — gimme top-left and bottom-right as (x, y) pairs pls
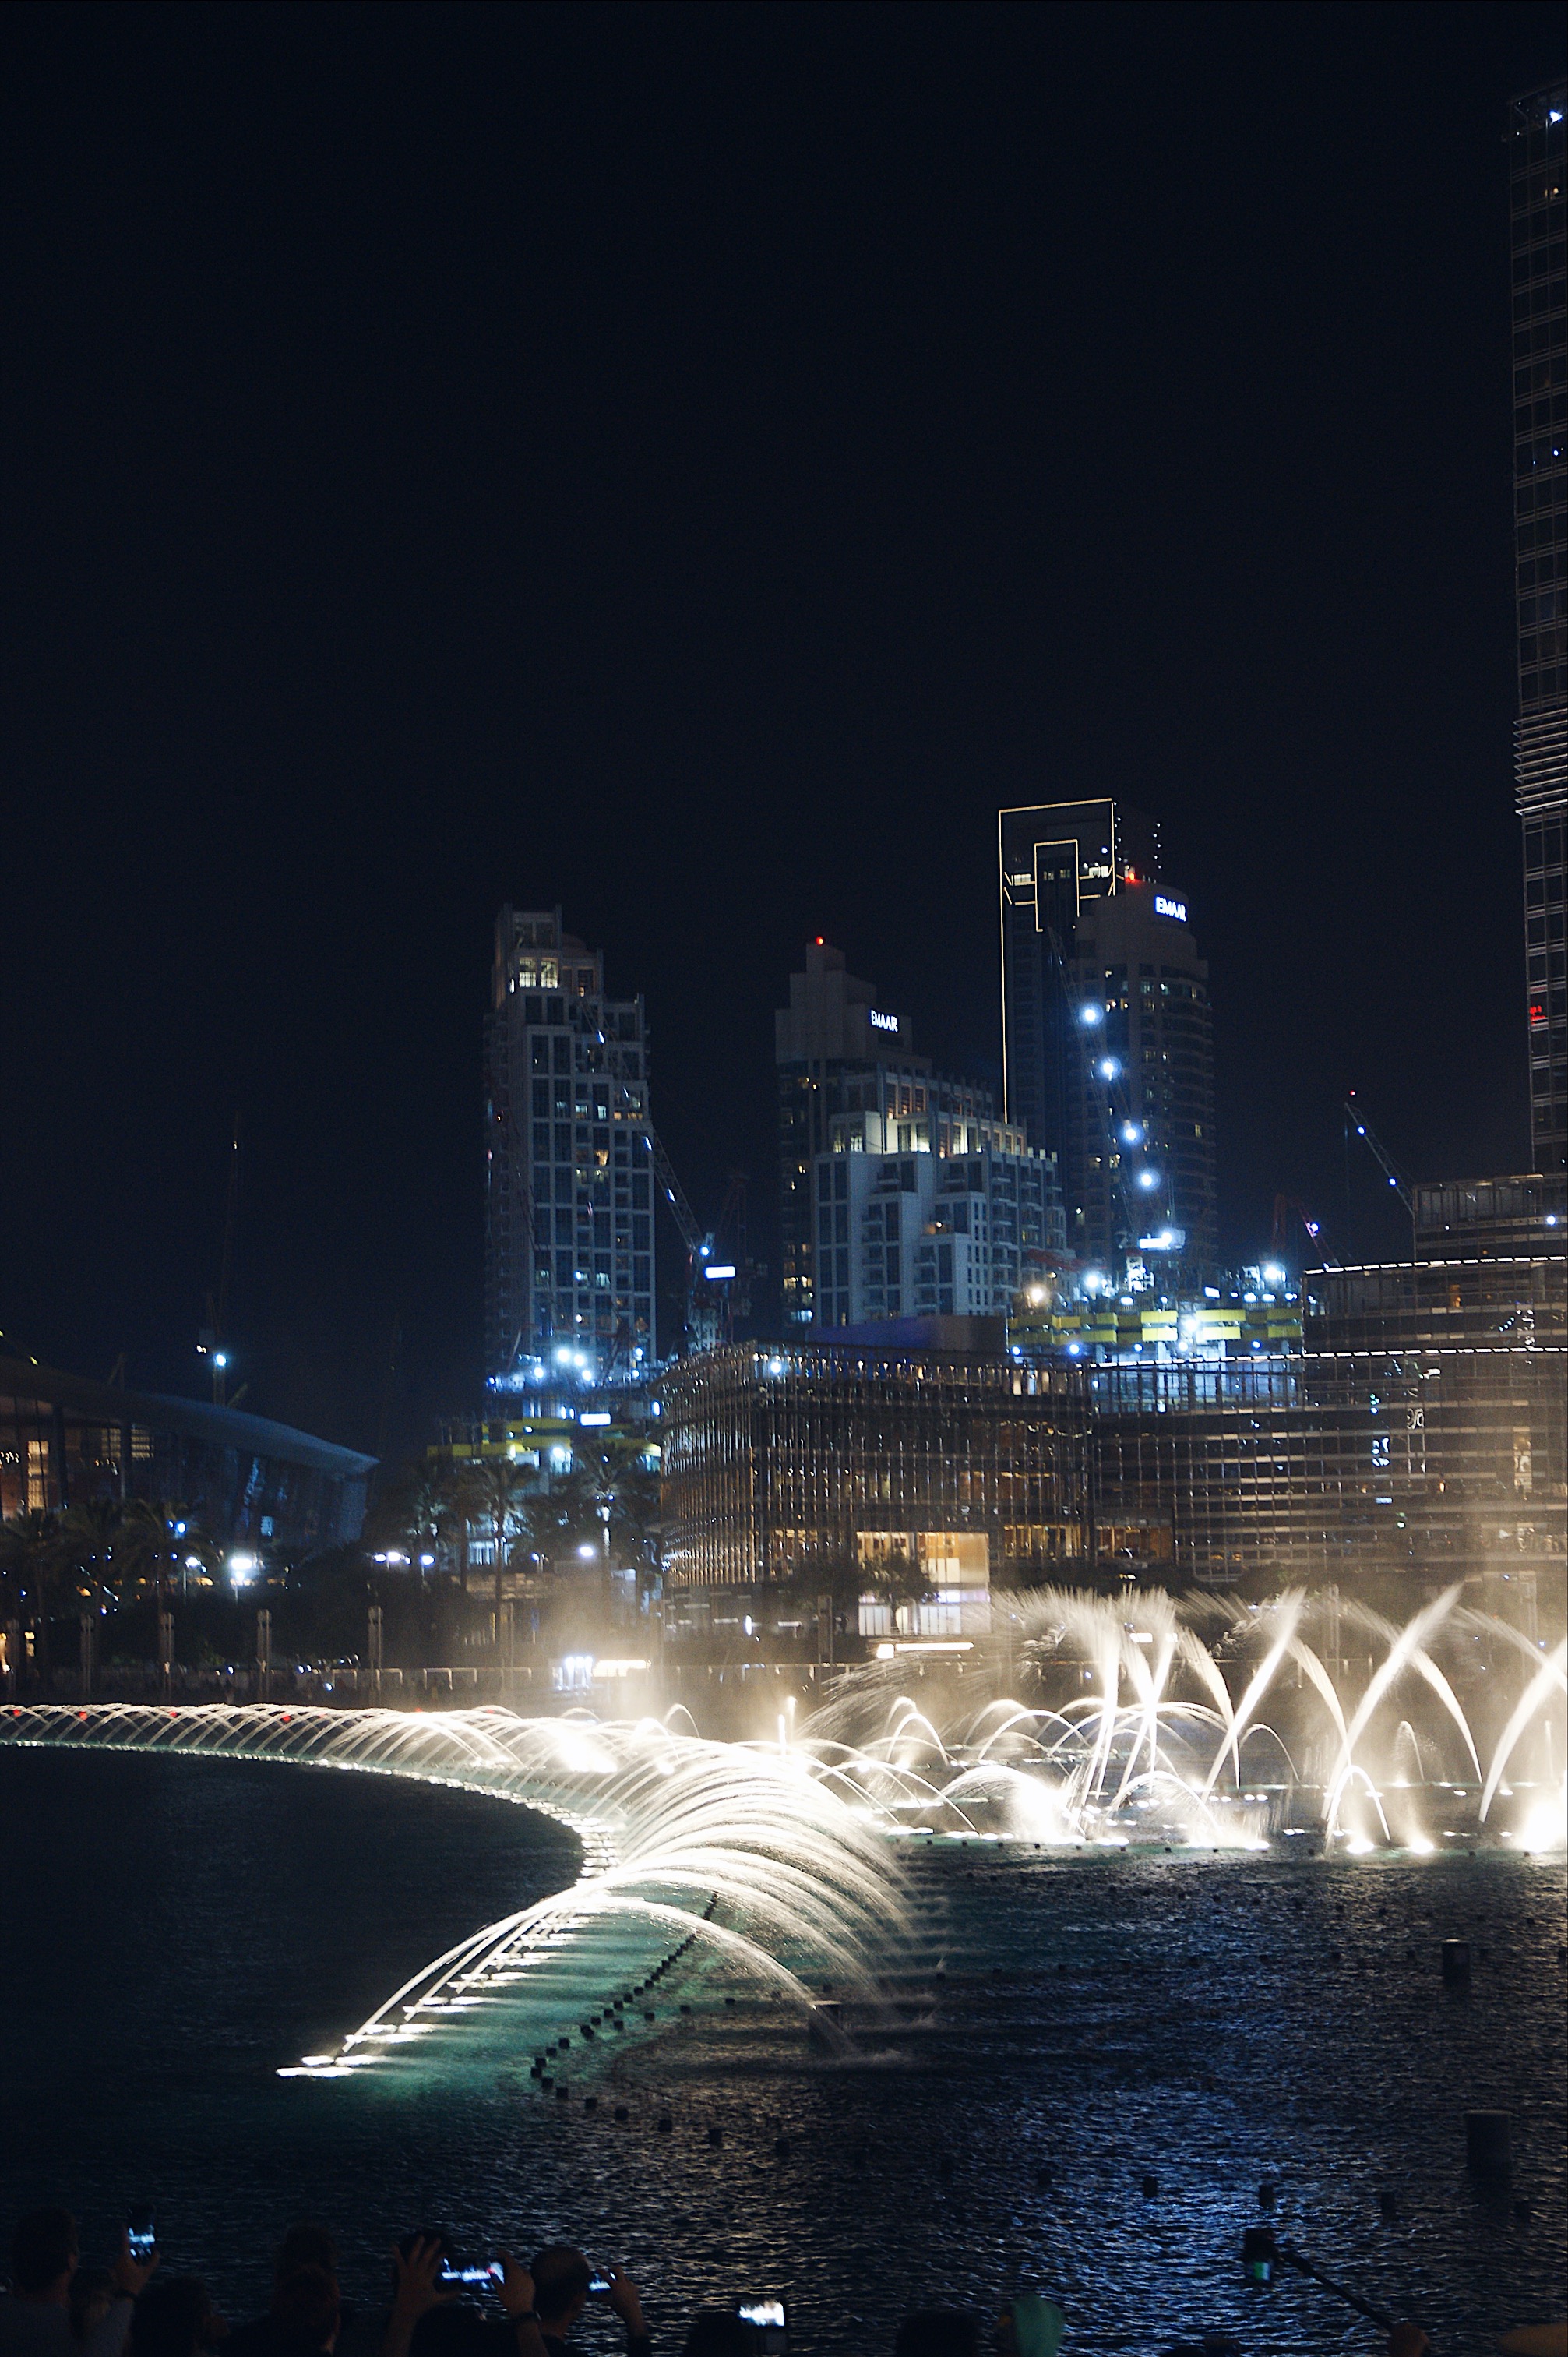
(0, 2208), (1436, 2357)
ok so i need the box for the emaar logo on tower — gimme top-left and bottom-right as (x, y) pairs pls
(1153, 893), (1188, 923)
(869, 1008), (899, 1033)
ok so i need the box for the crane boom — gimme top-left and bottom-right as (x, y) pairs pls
(1344, 1095), (1414, 1215)
(642, 1128), (705, 1257)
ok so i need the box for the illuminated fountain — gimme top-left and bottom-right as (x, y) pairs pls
(1, 1588), (1561, 2079)
(796, 1584), (1568, 1859)
(0, 1701), (908, 2078)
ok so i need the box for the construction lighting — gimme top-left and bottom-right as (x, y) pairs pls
(703, 1264), (737, 1281)
(1121, 1121), (1143, 1145)
(1098, 1057), (1121, 1080)
(1136, 1168), (1161, 1190)
(1077, 1003), (1105, 1026)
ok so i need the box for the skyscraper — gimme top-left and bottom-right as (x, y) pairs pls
(1065, 882), (1217, 1274)
(1510, 83), (1567, 1175)
(484, 908), (655, 1387)
(999, 800), (1216, 1274)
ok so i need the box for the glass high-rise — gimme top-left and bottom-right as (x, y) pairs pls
(483, 907), (655, 1386)
(1510, 84), (1568, 1174)
(999, 799), (1217, 1274)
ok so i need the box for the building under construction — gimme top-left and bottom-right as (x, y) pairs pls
(661, 1185), (1565, 1604)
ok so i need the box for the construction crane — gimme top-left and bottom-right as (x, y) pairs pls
(1270, 1192), (1331, 1265)
(196, 1115), (241, 1405)
(1344, 1092), (1417, 1251)
(640, 1127), (757, 1356)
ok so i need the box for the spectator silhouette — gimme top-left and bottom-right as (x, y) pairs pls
(678, 2321), (749, 2357)
(893, 2316), (983, 2357)
(527, 2254), (647, 2357)
(230, 2232), (345, 2357)
(125, 2281), (223, 2357)
(2, 2213), (155, 2357)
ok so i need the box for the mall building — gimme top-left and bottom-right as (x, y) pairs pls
(0, 1354), (374, 1555)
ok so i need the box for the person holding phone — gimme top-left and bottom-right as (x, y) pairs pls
(523, 2253), (647, 2357)
(1, 2213), (157, 2357)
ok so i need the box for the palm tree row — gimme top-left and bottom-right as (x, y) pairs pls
(369, 1438), (664, 1604)
(0, 1497), (222, 1652)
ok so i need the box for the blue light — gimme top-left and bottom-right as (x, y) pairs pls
(1098, 1057), (1121, 1080)
(1077, 1003), (1104, 1027)
(1120, 1120), (1143, 1145)
(1136, 1167), (1161, 1191)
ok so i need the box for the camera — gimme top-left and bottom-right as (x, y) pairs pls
(1241, 2228), (1278, 2287)
(736, 2299), (788, 2352)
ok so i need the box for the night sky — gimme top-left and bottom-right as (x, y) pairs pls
(2, 2), (1561, 1457)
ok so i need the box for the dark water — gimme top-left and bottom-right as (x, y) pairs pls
(1, 1750), (1563, 2355)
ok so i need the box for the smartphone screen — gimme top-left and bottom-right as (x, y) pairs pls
(126, 2213), (155, 2261)
(587, 2276), (614, 2299)
(738, 2302), (786, 2328)
(439, 2267), (499, 2288)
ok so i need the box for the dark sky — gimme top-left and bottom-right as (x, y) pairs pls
(2, 1), (1560, 1457)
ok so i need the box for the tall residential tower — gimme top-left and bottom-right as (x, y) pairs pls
(999, 799), (1217, 1275)
(1511, 85), (1567, 1175)
(484, 908), (655, 1387)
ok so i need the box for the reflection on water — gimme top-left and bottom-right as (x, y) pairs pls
(0, 1748), (1563, 2355)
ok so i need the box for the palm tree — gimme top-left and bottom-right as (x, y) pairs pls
(873, 1541), (934, 1631)
(453, 1459), (534, 1639)
(0, 1508), (65, 1685)
(55, 1498), (122, 1613)
(115, 1499), (220, 1602)
(368, 1461), (453, 1575)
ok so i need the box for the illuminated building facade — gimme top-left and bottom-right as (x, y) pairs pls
(484, 907), (655, 1387)
(660, 1240), (1563, 1600)
(1510, 84), (1568, 1173)
(777, 940), (1002, 1326)
(812, 1137), (1063, 1328)
(660, 1341), (1090, 1592)
(1064, 883), (1217, 1275)
(999, 800), (1217, 1276)
(0, 1354), (373, 1552)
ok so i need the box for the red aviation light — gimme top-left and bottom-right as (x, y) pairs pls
(1529, 1002), (1546, 1025)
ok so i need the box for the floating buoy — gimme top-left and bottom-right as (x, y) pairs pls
(657, 2112), (673, 2133)
(1140, 2172), (1160, 2198)
(1257, 2182), (1276, 2209)
(1443, 1939), (1471, 1985)
(614, 2105), (629, 2123)
(707, 2125), (723, 2146)
(583, 2095), (597, 2111)
(773, 2135), (791, 2158)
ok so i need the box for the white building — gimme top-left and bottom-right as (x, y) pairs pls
(812, 1117), (1065, 1328)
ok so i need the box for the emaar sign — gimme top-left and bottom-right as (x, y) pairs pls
(1154, 894), (1188, 923)
(869, 1009), (899, 1033)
